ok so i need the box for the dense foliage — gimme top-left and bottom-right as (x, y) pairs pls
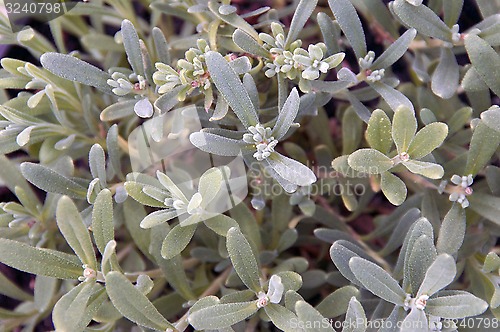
(1, 0), (500, 331)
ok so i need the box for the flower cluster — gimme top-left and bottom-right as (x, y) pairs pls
(261, 23), (344, 92)
(448, 174), (473, 208)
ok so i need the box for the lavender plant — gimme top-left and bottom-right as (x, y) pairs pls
(0, 0), (500, 331)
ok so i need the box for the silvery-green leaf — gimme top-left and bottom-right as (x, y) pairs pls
(273, 88), (300, 140)
(53, 281), (105, 332)
(366, 109), (392, 154)
(89, 144), (107, 187)
(134, 98), (153, 118)
(92, 189), (114, 255)
(16, 126), (35, 147)
(161, 223), (197, 259)
(34, 276), (57, 313)
(0, 238), (82, 279)
(135, 274), (154, 295)
(392, 105), (417, 153)
(105, 271), (175, 331)
(264, 303), (301, 332)
(370, 81), (415, 113)
(310, 80), (352, 94)
(40, 53), (112, 93)
(483, 252), (500, 273)
(432, 48), (459, 99)
(436, 205), (465, 255)
(207, 1), (259, 40)
(349, 257), (406, 306)
(286, 0), (319, 47)
(316, 286), (359, 318)
(140, 209), (178, 229)
(265, 153), (317, 187)
(0, 270), (33, 301)
(347, 149), (393, 174)
(100, 99), (136, 121)
(198, 167), (223, 202)
(233, 29), (270, 59)
(464, 121), (500, 176)
(401, 308), (427, 332)
(205, 52), (258, 128)
(295, 301), (334, 332)
(417, 254), (456, 297)
(481, 106), (500, 133)
(229, 203), (262, 250)
(21, 162), (87, 199)
(243, 73), (259, 111)
(152, 27), (171, 65)
(464, 34), (500, 96)
(56, 196), (97, 269)
(229, 57), (251, 75)
(403, 160), (444, 179)
(461, 66), (489, 92)
(426, 290), (488, 319)
(329, 241), (365, 286)
(468, 192), (500, 225)
(188, 301), (258, 330)
(204, 214), (239, 237)
(381, 172), (407, 206)
(190, 131), (245, 157)
(443, 0), (464, 27)
(328, 0), (367, 58)
(397, 218), (434, 283)
(372, 28), (416, 70)
(0, 156), (38, 204)
(406, 234), (437, 295)
(342, 297), (366, 332)
(227, 227), (261, 293)
(101, 240), (118, 276)
(54, 134), (76, 150)
(392, 0), (452, 42)
(419, 108), (437, 125)
(121, 20), (144, 77)
(106, 124), (123, 179)
(317, 12), (342, 55)
(407, 122), (448, 159)
(342, 108), (363, 155)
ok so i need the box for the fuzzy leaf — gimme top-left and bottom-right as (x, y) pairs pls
(426, 291), (488, 319)
(417, 254), (456, 297)
(348, 148), (393, 174)
(464, 121), (500, 176)
(392, 105), (417, 153)
(227, 227), (261, 293)
(392, 0), (452, 41)
(286, 0), (319, 47)
(92, 189), (114, 255)
(188, 301), (258, 329)
(295, 301), (334, 332)
(0, 238), (82, 279)
(106, 272), (175, 331)
(407, 122), (448, 159)
(40, 53), (112, 93)
(328, 0), (366, 58)
(273, 88), (300, 140)
(121, 20), (145, 77)
(366, 109), (392, 154)
(21, 162), (87, 199)
(233, 29), (270, 58)
(436, 205), (466, 255)
(465, 34), (500, 96)
(432, 47), (459, 99)
(264, 303), (301, 332)
(161, 224), (197, 259)
(316, 286), (359, 318)
(372, 28), (416, 70)
(56, 196), (97, 269)
(349, 257), (406, 306)
(205, 52), (258, 128)
(343, 297), (367, 332)
(381, 172), (407, 206)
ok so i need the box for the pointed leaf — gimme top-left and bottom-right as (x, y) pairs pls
(227, 227), (261, 293)
(349, 257), (405, 306)
(436, 205), (466, 255)
(273, 88), (300, 140)
(372, 28), (417, 70)
(328, 0), (367, 58)
(106, 272), (175, 330)
(286, 0), (319, 47)
(121, 20), (144, 76)
(56, 196), (97, 269)
(426, 291), (488, 319)
(417, 254), (456, 297)
(465, 34), (500, 96)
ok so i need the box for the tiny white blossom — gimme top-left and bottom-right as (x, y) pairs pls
(359, 51), (375, 69)
(107, 72), (134, 96)
(78, 264), (97, 282)
(243, 124), (278, 161)
(449, 174), (473, 208)
(256, 275), (284, 308)
(366, 69), (385, 82)
(451, 24), (461, 43)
